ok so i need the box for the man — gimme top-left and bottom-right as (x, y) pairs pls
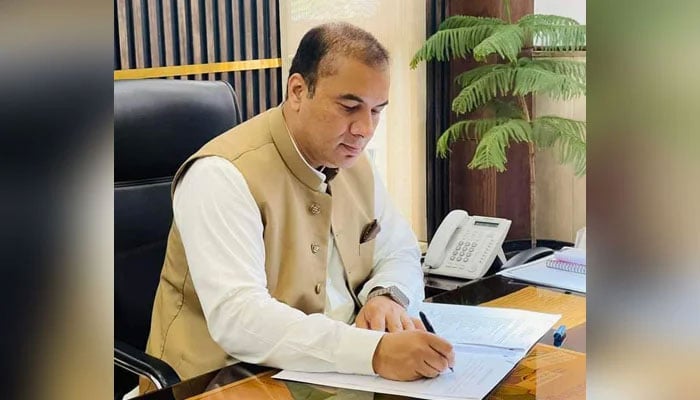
(143, 22), (454, 392)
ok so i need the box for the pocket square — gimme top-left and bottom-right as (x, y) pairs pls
(360, 219), (381, 243)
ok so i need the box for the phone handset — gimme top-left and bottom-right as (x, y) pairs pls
(424, 209), (469, 270)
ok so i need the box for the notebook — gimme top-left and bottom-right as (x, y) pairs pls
(546, 248), (586, 274)
(498, 248), (586, 293)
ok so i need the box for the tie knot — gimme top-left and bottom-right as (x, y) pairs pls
(324, 168), (339, 183)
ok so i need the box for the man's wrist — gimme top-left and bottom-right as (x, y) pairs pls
(367, 286), (410, 308)
(337, 325), (384, 375)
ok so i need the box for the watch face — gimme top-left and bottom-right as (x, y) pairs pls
(369, 286), (408, 308)
(387, 287), (408, 308)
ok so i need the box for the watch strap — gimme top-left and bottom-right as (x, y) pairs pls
(367, 286), (409, 308)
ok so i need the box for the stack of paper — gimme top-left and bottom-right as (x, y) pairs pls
(274, 303), (560, 400)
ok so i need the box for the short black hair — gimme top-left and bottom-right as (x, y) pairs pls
(288, 22), (389, 97)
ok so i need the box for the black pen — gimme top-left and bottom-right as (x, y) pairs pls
(419, 311), (454, 372)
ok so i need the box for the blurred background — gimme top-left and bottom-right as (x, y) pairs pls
(0, 0), (698, 398)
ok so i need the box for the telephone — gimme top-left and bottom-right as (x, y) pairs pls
(423, 209), (511, 280)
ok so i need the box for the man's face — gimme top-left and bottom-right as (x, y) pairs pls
(286, 57), (390, 169)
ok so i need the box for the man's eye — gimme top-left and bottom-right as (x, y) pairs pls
(340, 104), (359, 112)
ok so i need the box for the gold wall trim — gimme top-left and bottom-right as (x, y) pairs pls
(114, 58), (283, 80)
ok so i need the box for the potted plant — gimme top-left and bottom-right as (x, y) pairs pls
(410, 0), (586, 244)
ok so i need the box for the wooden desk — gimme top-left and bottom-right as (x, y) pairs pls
(139, 275), (585, 400)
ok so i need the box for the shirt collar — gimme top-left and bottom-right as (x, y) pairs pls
(275, 104), (339, 188)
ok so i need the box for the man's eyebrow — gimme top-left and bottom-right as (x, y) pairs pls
(338, 94), (365, 103)
(338, 93), (389, 108)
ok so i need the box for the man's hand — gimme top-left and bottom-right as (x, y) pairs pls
(372, 330), (455, 380)
(355, 295), (426, 332)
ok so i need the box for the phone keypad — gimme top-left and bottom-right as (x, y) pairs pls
(445, 231), (498, 271)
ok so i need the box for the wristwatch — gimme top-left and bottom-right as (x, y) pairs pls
(367, 286), (410, 308)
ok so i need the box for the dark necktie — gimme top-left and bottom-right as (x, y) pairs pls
(318, 167), (338, 195)
(323, 168), (338, 183)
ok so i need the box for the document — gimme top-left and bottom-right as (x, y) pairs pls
(420, 302), (560, 350)
(498, 256), (586, 293)
(273, 303), (560, 400)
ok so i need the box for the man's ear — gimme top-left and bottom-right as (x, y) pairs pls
(286, 73), (307, 110)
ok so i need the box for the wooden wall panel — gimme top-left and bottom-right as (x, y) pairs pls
(162, 0), (176, 66)
(132, 0), (146, 68)
(114, 0), (283, 122)
(116, 1), (131, 69)
(176, 0), (190, 67)
(190, 0), (203, 80)
(268, 0), (280, 107)
(534, 56), (587, 241)
(425, 0), (451, 240)
(442, 0), (534, 240)
(204, 0), (217, 80)
(147, 0), (162, 67)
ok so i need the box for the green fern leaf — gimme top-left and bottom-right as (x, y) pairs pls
(532, 25), (586, 51)
(452, 65), (516, 114)
(472, 25), (525, 62)
(527, 59), (586, 85)
(532, 116), (586, 175)
(454, 64), (506, 87)
(468, 119), (532, 171)
(410, 25), (497, 68)
(439, 15), (505, 30)
(485, 98), (525, 119)
(518, 14), (586, 50)
(436, 118), (509, 157)
(513, 58), (585, 99)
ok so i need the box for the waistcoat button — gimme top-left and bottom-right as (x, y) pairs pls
(308, 202), (321, 215)
(315, 283), (322, 294)
(311, 243), (320, 254)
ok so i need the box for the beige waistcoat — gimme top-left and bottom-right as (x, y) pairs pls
(141, 106), (376, 391)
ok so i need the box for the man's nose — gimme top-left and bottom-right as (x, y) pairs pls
(350, 110), (374, 138)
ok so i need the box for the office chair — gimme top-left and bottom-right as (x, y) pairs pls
(114, 79), (242, 399)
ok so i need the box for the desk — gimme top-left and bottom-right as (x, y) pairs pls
(424, 273), (476, 298)
(138, 275), (585, 400)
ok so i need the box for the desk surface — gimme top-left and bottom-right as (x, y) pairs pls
(138, 275), (586, 400)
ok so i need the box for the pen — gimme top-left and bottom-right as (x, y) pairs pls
(419, 311), (454, 372)
(553, 325), (567, 347)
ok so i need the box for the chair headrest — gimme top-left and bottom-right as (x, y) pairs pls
(114, 79), (241, 183)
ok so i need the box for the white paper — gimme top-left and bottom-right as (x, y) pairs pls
(498, 256), (586, 293)
(273, 303), (560, 400)
(420, 302), (561, 351)
(275, 349), (517, 400)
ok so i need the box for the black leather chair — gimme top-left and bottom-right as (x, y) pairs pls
(114, 79), (242, 399)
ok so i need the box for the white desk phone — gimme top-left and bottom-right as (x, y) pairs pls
(423, 209), (511, 280)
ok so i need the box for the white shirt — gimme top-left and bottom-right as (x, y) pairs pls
(174, 149), (424, 375)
